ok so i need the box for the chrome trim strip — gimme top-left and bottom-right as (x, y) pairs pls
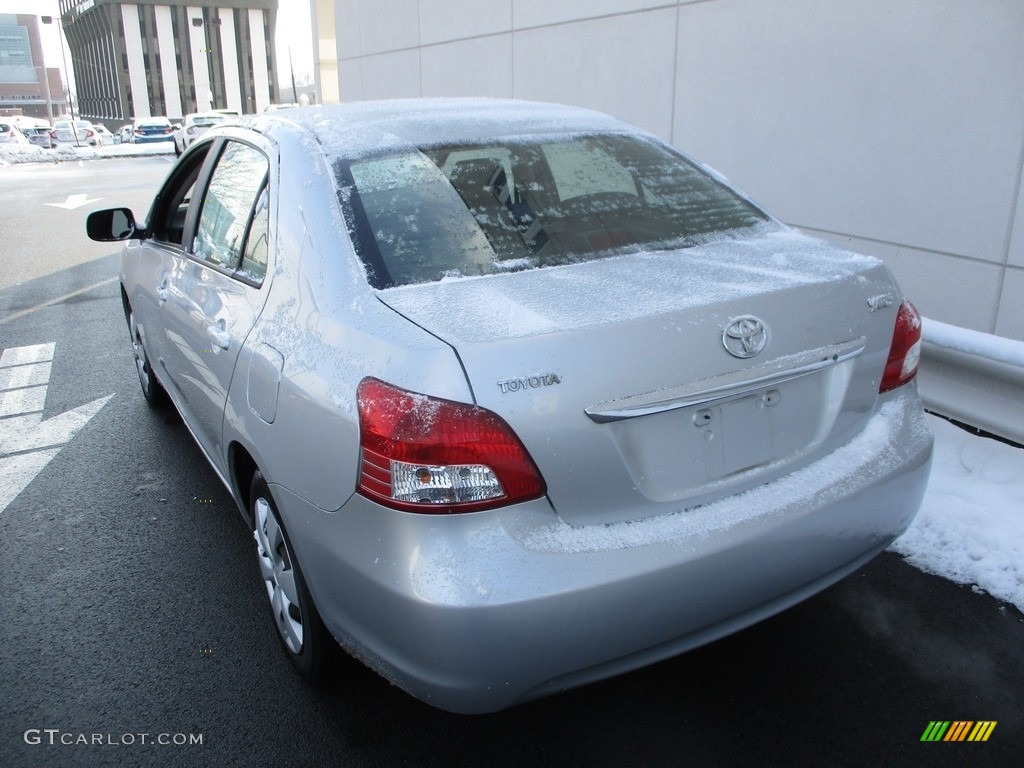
(585, 338), (867, 423)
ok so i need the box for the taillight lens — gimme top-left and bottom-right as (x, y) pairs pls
(357, 377), (545, 513)
(880, 300), (922, 392)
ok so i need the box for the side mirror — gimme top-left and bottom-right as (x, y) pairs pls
(86, 207), (146, 242)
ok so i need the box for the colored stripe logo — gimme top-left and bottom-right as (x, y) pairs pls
(921, 721), (997, 742)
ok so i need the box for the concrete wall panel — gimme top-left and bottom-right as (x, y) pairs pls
(336, 0), (363, 59)
(1009, 158), (1024, 269)
(421, 35), (513, 98)
(672, 0), (1024, 266)
(514, 0), (672, 29)
(357, 49), (422, 99)
(420, 0), (512, 45)
(995, 267), (1024, 340)
(513, 9), (677, 139)
(358, 0), (421, 56)
(338, 59), (364, 102)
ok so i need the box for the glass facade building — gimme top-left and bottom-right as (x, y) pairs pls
(58, 0), (279, 124)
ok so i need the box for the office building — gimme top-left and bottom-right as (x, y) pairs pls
(0, 14), (67, 121)
(58, 0), (279, 125)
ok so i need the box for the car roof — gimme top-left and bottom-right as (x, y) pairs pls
(242, 98), (636, 159)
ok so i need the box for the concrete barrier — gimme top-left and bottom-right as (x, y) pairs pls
(917, 318), (1024, 446)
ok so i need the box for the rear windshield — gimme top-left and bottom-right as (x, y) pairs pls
(334, 133), (770, 288)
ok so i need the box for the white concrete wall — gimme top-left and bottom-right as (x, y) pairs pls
(154, 6), (183, 118)
(328, 0), (1024, 340)
(187, 6), (213, 112)
(120, 4), (150, 119)
(248, 9), (272, 114)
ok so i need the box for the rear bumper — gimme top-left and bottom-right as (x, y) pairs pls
(280, 388), (933, 713)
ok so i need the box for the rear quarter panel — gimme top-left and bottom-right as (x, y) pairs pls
(222, 127), (472, 513)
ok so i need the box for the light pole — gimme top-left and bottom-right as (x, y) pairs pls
(192, 16), (222, 111)
(289, 46), (298, 104)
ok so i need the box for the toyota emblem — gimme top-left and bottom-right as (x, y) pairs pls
(722, 316), (768, 358)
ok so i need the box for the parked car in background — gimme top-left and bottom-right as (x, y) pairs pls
(51, 119), (100, 147)
(92, 124), (114, 145)
(86, 99), (933, 714)
(115, 125), (132, 144)
(132, 117), (175, 143)
(173, 111), (232, 156)
(21, 126), (56, 148)
(0, 121), (29, 144)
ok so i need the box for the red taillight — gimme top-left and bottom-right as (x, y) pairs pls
(880, 300), (922, 392)
(357, 377), (545, 513)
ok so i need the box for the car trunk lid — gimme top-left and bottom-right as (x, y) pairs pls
(378, 229), (902, 526)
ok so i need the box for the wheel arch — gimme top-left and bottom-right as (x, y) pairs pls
(229, 441), (260, 527)
(119, 283), (131, 325)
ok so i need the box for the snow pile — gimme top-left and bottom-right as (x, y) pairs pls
(0, 141), (173, 166)
(890, 414), (1024, 611)
(0, 144), (50, 165)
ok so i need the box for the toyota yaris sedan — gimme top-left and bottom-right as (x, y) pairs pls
(87, 99), (932, 713)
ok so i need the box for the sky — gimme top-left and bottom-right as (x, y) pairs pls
(0, 0), (314, 92)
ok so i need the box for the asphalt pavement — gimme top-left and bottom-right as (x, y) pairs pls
(0, 158), (1021, 767)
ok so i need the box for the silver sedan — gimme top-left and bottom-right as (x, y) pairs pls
(87, 99), (933, 713)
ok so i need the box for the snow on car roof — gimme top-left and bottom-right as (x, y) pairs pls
(251, 98), (638, 159)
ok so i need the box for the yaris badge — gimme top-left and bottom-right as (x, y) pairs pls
(722, 316), (768, 358)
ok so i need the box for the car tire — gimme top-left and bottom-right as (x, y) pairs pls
(250, 471), (334, 679)
(127, 307), (168, 407)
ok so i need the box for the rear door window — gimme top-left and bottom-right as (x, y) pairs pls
(192, 141), (270, 281)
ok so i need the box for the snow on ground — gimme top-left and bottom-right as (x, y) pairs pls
(0, 141), (173, 166)
(891, 414), (1024, 612)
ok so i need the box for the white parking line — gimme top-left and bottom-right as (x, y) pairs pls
(0, 342), (113, 515)
(0, 342), (55, 366)
(0, 361), (52, 390)
(0, 385), (47, 417)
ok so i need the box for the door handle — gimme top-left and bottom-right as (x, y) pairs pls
(207, 320), (231, 350)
